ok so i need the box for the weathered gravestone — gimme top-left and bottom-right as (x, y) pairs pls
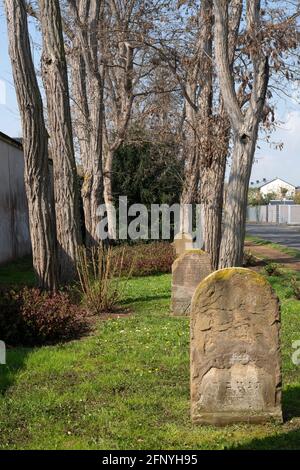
(173, 232), (194, 257)
(191, 268), (282, 425)
(171, 250), (211, 316)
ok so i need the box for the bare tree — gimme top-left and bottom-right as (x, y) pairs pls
(147, 1), (241, 269)
(67, 0), (106, 244)
(68, 0), (155, 240)
(179, 4), (206, 233)
(200, 0), (242, 269)
(102, 0), (137, 239)
(140, 2), (211, 236)
(39, 0), (82, 281)
(5, 0), (58, 290)
(214, 0), (269, 267)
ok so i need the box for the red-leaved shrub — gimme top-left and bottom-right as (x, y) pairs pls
(113, 241), (175, 277)
(0, 287), (89, 346)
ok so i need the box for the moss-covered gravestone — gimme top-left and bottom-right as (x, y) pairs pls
(171, 250), (211, 316)
(190, 268), (282, 425)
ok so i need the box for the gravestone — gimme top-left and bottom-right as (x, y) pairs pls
(173, 232), (194, 257)
(171, 250), (211, 316)
(191, 268), (282, 425)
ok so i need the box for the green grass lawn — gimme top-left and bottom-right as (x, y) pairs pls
(0, 256), (35, 286)
(0, 260), (300, 449)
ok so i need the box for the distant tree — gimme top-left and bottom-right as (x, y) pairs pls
(248, 188), (263, 206)
(112, 131), (183, 207)
(67, 0), (160, 240)
(264, 192), (277, 204)
(248, 189), (277, 206)
(280, 187), (289, 199)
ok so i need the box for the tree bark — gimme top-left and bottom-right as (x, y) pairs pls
(214, 0), (269, 267)
(219, 128), (260, 267)
(68, 0), (104, 244)
(89, 72), (105, 243)
(180, 79), (199, 233)
(196, 0), (219, 266)
(199, 0), (242, 269)
(103, 147), (116, 239)
(200, 116), (228, 270)
(103, 29), (135, 240)
(179, 39), (201, 233)
(5, 0), (58, 291)
(40, 0), (82, 282)
(69, 48), (93, 242)
(179, 156), (199, 234)
(178, 0), (225, 266)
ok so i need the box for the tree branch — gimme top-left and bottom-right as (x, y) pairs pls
(214, 0), (243, 132)
(246, 0), (269, 121)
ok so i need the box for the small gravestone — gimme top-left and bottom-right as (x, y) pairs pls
(171, 250), (211, 316)
(191, 268), (282, 425)
(173, 232), (194, 257)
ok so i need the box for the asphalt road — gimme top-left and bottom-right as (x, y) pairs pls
(247, 223), (300, 250)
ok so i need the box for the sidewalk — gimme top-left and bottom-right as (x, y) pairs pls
(245, 240), (300, 272)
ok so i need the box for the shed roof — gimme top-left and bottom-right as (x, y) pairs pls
(0, 131), (23, 150)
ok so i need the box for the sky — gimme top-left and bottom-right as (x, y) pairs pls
(0, 10), (22, 138)
(0, 7), (299, 186)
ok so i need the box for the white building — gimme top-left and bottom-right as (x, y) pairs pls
(250, 178), (296, 199)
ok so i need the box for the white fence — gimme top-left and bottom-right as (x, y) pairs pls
(247, 205), (300, 225)
(0, 341), (5, 365)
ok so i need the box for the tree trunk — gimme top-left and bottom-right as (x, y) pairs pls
(179, 145), (199, 234)
(195, 0), (222, 267)
(214, 0), (269, 268)
(68, 37), (97, 246)
(196, 0), (241, 269)
(5, 0), (58, 291)
(103, 147), (117, 240)
(68, 0), (104, 245)
(179, 77), (199, 234)
(69, 48), (92, 244)
(201, 145), (227, 269)
(40, 0), (82, 282)
(219, 127), (259, 267)
(88, 73), (105, 243)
